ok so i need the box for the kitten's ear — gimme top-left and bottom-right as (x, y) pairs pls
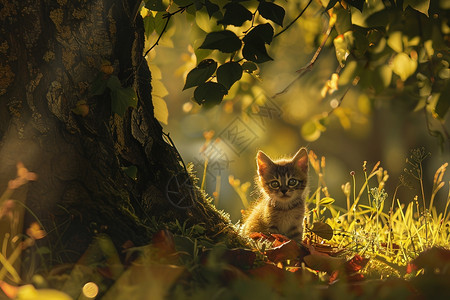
(292, 147), (309, 172)
(257, 151), (273, 175)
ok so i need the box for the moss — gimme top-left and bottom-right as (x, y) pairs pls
(49, 8), (64, 30)
(0, 63), (14, 96)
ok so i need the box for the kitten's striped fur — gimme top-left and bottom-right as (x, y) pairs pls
(243, 148), (309, 243)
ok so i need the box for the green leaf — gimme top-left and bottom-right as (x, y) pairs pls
(311, 222), (334, 240)
(387, 31), (403, 53)
(346, 0), (364, 12)
(204, 0), (220, 17)
(143, 14), (155, 38)
(195, 8), (222, 32)
(193, 82), (228, 107)
(333, 35), (349, 67)
(244, 23), (274, 45)
(106, 75), (122, 91)
(242, 41), (273, 63)
(365, 9), (391, 27)
(435, 80), (450, 119)
(334, 4), (352, 35)
(242, 61), (258, 73)
(154, 12), (169, 35)
(173, 0), (193, 7)
(111, 87), (138, 117)
(145, 0), (167, 12)
(242, 24), (274, 63)
(217, 2), (252, 26)
(90, 73), (107, 96)
(372, 65), (392, 92)
(217, 62), (243, 89)
(258, 1), (285, 27)
(403, 0), (430, 16)
(391, 52), (417, 81)
(325, 0), (339, 11)
(338, 60), (359, 86)
(153, 96), (169, 124)
(199, 30), (242, 53)
(122, 165), (138, 180)
(183, 59), (218, 90)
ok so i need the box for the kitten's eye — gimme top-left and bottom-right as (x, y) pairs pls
(269, 181), (280, 189)
(288, 178), (298, 187)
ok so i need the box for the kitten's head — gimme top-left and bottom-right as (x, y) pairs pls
(256, 148), (309, 207)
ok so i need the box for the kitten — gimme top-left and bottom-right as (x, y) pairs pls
(243, 148), (309, 243)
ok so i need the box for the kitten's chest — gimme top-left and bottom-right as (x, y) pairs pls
(268, 206), (304, 232)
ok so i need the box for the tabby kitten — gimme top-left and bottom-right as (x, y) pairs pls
(243, 148), (309, 243)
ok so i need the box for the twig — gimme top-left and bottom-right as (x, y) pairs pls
(273, 0), (314, 39)
(143, 5), (192, 58)
(271, 23), (334, 99)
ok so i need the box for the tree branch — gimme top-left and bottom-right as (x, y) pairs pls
(143, 4), (193, 58)
(273, 0), (314, 39)
(271, 22), (334, 99)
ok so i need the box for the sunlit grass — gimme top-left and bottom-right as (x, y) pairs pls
(230, 147), (450, 277)
(0, 149), (449, 298)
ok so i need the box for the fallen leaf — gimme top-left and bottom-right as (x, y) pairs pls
(102, 264), (184, 300)
(223, 248), (256, 268)
(152, 229), (177, 260)
(411, 247), (450, 274)
(344, 254), (369, 274)
(303, 253), (345, 274)
(0, 281), (18, 299)
(265, 240), (303, 263)
(269, 234), (291, 247)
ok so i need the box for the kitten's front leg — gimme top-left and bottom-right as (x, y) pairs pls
(285, 224), (303, 243)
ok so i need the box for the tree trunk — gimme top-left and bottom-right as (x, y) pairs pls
(0, 0), (235, 277)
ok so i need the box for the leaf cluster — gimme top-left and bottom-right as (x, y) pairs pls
(143, 0), (449, 143)
(144, 0), (287, 107)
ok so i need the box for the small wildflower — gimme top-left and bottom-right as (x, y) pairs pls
(350, 171), (355, 176)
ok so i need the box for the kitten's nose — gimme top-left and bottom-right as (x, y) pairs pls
(280, 188), (288, 195)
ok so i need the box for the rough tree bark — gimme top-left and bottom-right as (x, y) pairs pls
(0, 0), (236, 276)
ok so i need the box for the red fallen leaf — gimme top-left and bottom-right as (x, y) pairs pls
(329, 270), (339, 284)
(265, 240), (303, 263)
(411, 247), (450, 274)
(248, 232), (291, 248)
(344, 254), (369, 274)
(152, 229), (176, 258)
(0, 281), (18, 299)
(270, 234), (291, 247)
(223, 248), (256, 268)
(248, 232), (271, 241)
(406, 262), (418, 274)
